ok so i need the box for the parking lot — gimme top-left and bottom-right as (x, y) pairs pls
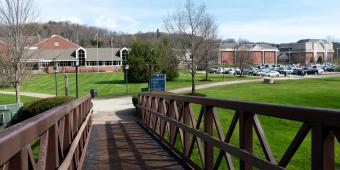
(210, 63), (340, 78)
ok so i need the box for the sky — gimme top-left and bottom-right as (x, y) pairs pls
(38, 0), (340, 43)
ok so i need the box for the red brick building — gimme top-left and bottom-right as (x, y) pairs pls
(26, 35), (128, 73)
(31, 35), (80, 49)
(219, 43), (279, 65)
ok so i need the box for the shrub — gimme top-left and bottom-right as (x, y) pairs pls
(335, 66), (340, 72)
(132, 95), (139, 107)
(7, 96), (75, 127)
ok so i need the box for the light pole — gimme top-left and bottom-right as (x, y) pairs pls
(337, 48), (339, 64)
(76, 60), (79, 98)
(54, 65), (59, 96)
(146, 64), (155, 92)
(125, 65), (129, 94)
(288, 49), (292, 64)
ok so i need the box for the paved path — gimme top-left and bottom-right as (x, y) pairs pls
(0, 91), (54, 98)
(168, 77), (300, 93)
(82, 96), (184, 170)
(168, 73), (340, 94)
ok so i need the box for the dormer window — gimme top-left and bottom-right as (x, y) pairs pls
(54, 41), (60, 47)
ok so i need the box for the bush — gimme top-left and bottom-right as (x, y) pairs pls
(335, 66), (340, 72)
(7, 96), (75, 127)
(132, 95), (138, 107)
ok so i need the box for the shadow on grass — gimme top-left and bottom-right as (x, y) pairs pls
(95, 80), (125, 84)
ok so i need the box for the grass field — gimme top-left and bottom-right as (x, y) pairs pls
(2, 71), (253, 97)
(0, 94), (37, 105)
(183, 77), (340, 169)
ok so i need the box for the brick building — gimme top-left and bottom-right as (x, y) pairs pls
(219, 43), (279, 65)
(1, 35), (128, 73)
(278, 39), (334, 64)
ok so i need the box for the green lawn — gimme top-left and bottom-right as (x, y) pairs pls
(0, 94), (37, 105)
(4, 71), (253, 97)
(182, 77), (340, 169)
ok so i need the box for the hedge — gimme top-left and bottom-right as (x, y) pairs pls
(6, 96), (75, 127)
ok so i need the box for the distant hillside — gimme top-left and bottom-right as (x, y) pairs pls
(0, 21), (167, 48)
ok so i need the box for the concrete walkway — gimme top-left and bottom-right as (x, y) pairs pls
(0, 91), (54, 98)
(168, 77), (300, 93)
(168, 73), (340, 94)
(82, 96), (184, 170)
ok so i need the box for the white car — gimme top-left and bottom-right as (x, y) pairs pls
(263, 71), (280, 77)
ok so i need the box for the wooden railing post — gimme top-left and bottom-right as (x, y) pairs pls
(183, 102), (191, 157)
(204, 106), (214, 170)
(311, 124), (334, 170)
(239, 111), (253, 170)
(169, 100), (178, 145)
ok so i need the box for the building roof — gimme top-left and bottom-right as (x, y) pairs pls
(26, 48), (77, 61)
(220, 43), (279, 51)
(297, 39), (328, 43)
(85, 48), (122, 61)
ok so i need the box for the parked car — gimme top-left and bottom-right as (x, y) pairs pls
(262, 71), (280, 77)
(305, 65), (325, 75)
(292, 68), (305, 75)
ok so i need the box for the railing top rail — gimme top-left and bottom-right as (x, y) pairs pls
(139, 93), (340, 128)
(0, 95), (91, 164)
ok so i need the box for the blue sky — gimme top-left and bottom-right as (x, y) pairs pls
(38, 0), (340, 43)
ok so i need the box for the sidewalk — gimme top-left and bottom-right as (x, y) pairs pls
(168, 76), (299, 94)
(0, 91), (54, 98)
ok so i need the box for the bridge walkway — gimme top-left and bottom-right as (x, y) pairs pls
(82, 97), (184, 170)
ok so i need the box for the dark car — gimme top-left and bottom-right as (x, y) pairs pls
(292, 69), (305, 75)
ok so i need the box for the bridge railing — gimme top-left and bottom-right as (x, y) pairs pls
(0, 96), (92, 170)
(137, 93), (340, 170)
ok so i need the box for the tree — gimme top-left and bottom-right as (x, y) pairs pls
(157, 38), (179, 80)
(199, 15), (218, 81)
(0, 0), (37, 103)
(164, 0), (217, 94)
(234, 40), (253, 77)
(126, 38), (178, 83)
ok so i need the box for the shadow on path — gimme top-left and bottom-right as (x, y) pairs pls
(83, 107), (183, 170)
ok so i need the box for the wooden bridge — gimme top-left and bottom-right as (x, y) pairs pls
(0, 94), (339, 170)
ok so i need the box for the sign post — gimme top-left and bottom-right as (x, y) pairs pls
(150, 73), (166, 91)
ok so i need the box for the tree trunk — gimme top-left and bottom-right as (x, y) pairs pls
(191, 72), (195, 94)
(15, 83), (21, 104)
(205, 67), (208, 81)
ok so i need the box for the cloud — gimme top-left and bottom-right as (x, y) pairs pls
(219, 16), (340, 43)
(94, 15), (118, 30)
(64, 17), (82, 24)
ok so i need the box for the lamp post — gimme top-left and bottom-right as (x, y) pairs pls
(76, 60), (79, 98)
(125, 65), (129, 94)
(337, 48), (339, 64)
(54, 65), (59, 96)
(146, 64), (155, 92)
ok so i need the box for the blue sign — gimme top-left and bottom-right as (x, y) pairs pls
(151, 73), (166, 91)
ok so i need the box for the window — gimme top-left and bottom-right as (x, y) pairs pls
(54, 41), (60, 47)
(78, 49), (86, 66)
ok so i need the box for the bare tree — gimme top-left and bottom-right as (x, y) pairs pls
(164, 0), (217, 94)
(0, 0), (37, 103)
(234, 40), (253, 77)
(199, 15), (218, 81)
